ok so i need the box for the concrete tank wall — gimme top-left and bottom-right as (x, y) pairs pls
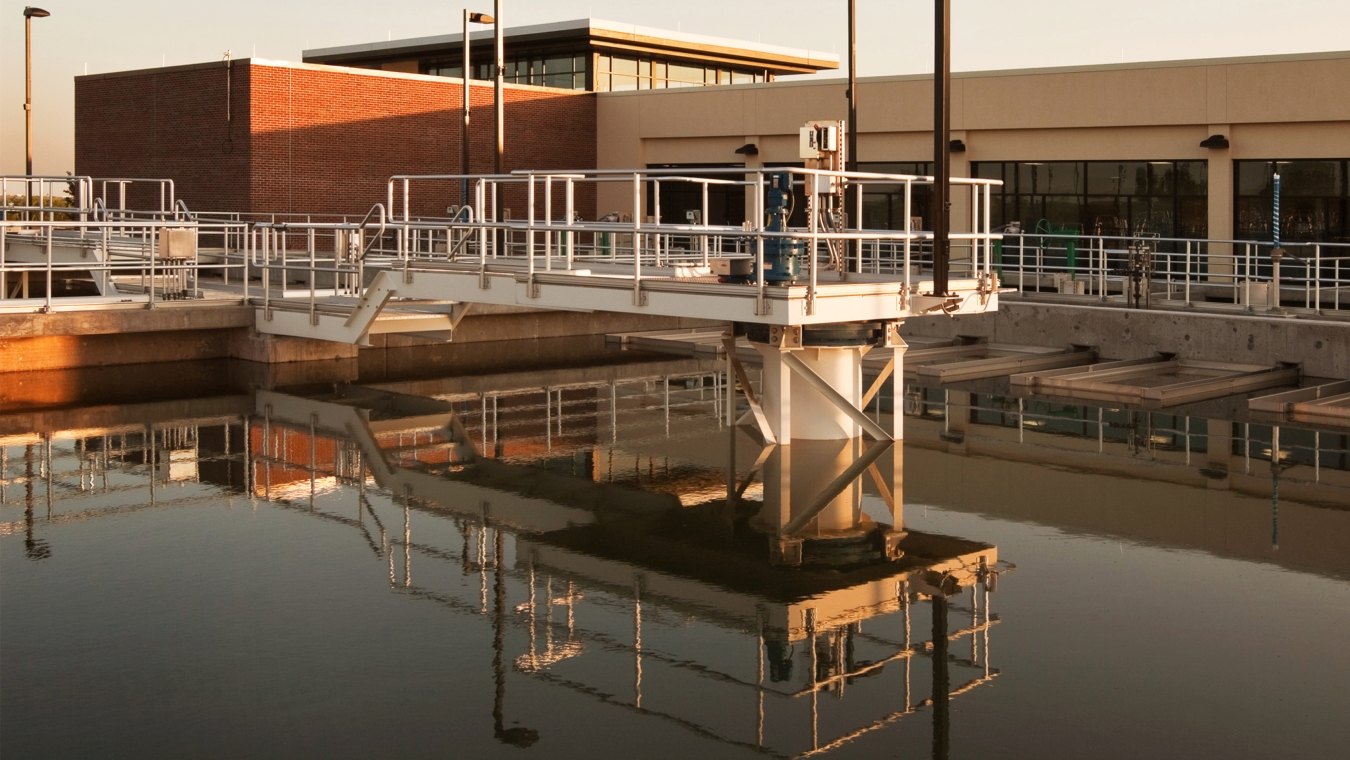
(902, 301), (1349, 378)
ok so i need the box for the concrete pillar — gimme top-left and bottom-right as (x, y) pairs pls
(1205, 124), (1234, 281)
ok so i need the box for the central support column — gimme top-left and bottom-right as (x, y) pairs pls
(752, 344), (865, 441)
(738, 322), (910, 561)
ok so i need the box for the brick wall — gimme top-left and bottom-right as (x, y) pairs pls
(75, 62), (252, 214)
(76, 61), (596, 219)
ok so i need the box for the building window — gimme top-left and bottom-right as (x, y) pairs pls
(858, 161), (932, 230)
(644, 164), (747, 226)
(595, 54), (766, 92)
(423, 51), (589, 90)
(1235, 159), (1349, 243)
(972, 160), (1208, 240)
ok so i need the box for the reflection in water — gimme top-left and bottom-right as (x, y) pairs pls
(3, 356), (1348, 758)
(245, 380), (1002, 757)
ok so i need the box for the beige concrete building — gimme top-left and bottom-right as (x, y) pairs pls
(596, 51), (1350, 246)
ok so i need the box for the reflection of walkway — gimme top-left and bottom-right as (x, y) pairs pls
(254, 384), (1005, 757)
(4, 378), (1007, 757)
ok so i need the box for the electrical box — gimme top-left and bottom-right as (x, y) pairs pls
(798, 123), (838, 159)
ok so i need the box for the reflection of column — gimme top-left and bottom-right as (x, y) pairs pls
(762, 439), (861, 533)
(1204, 418), (1232, 487)
(491, 530), (537, 747)
(23, 443), (51, 560)
(931, 594), (950, 760)
(902, 581), (911, 711)
(634, 575), (644, 709)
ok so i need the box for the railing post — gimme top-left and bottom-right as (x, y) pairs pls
(1313, 245), (1321, 313)
(1184, 240), (1192, 306)
(147, 222), (158, 309)
(1017, 234), (1024, 294)
(544, 175), (553, 271)
(1243, 242), (1253, 309)
(565, 177), (575, 270)
(631, 173), (642, 304)
(527, 174), (536, 288)
(903, 180), (913, 288)
(44, 224), (53, 312)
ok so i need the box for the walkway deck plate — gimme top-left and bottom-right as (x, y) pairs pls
(907, 345), (1096, 382)
(255, 260), (998, 344)
(1249, 381), (1350, 428)
(1010, 357), (1300, 407)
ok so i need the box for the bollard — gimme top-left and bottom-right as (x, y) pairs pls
(1269, 246), (1284, 312)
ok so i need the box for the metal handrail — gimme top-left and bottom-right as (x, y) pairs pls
(376, 167), (1004, 316)
(1, 217), (251, 312)
(995, 232), (1348, 312)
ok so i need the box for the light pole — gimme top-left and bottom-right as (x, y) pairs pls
(462, 10), (496, 205)
(24, 6), (51, 218)
(493, 0), (504, 176)
(932, 0), (951, 297)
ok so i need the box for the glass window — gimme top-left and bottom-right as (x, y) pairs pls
(1148, 162), (1175, 195)
(1176, 161), (1207, 195)
(1235, 159), (1350, 243)
(976, 160), (1210, 240)
(1283, 160), (1342, 196)
(1043, 163), (1081, 194)
(669, 63), (702, 84)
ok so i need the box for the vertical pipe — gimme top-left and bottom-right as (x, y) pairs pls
(1272, 172), (1281, 248)
(461, 10), (472, 204)
(932, 0), (951, 296)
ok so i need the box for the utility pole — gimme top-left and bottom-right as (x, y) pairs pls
(932, 0), (951, 296)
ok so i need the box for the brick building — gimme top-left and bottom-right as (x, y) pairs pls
(74, 21), (1347, 243)
(75, 59), (597, 218)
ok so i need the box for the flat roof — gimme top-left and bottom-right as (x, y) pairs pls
(303, 17), (839, 74)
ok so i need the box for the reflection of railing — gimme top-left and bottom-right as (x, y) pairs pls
(997, 232), (1349, 312)
(908, 387), (1350, 489)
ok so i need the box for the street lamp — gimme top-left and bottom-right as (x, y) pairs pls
(24, 6), (51, 219)
(462, 9), (496, 205)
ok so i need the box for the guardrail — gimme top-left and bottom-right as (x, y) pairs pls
(1, 217), (251, 312)
(995, 232), (1349, 313)
(251, 204), (388, 316)
(373, 167), (1003, 314)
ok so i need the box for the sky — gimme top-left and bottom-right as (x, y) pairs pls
(3, 0), (1348, 175)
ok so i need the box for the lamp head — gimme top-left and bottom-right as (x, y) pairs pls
(468, 12), (495, 23)
(24, 6), (51, 18)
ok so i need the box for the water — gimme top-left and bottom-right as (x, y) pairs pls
(3, 348), (1348, 759)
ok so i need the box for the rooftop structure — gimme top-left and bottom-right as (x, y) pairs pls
(302, 18), (839, 91)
